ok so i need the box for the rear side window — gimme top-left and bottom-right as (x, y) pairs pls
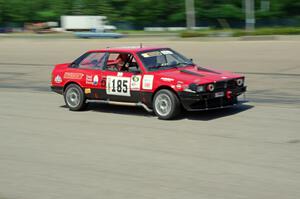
(78, 52), (106, 69)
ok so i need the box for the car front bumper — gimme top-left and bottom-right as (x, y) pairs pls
(178, 86), (247, 111)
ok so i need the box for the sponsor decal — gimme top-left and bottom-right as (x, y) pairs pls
(93, 75), (99, 85)
(141, 51), (161, 58)
(161, 50), (173, 55)
(142, 75), (154, 90)
(106, 76), (130, 96)
(117, 72), (123, 77)
(131, 75), (141, 91)
(86, 75), (99, 85)
(132, 76), (140, 82)
(85, 88), (91, 94)
(54, 75), (62, 83)
(160, 77), (174, 82)
(64, 72), (84, 80)
(86, 75), (93, 85)
(141, 53), (150, 58)
(221, 76), (228, 79)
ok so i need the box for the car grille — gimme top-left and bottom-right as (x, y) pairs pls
(214, 79), (237, 91)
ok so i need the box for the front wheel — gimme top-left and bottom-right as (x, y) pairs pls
(153, 89), (181, 120)
(64, 84), (87, 111)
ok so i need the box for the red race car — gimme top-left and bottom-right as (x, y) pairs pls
(51, 46), (246, 119)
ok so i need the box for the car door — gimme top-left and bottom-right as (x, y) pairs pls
(63, 52), (106, 98)
(100, 52), (142, 103)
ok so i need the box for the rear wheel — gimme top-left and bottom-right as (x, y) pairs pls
(153, 89), (181, 120)
(64, 84), (87, 111)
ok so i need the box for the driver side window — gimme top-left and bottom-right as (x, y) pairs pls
(105, 53), (140, 73)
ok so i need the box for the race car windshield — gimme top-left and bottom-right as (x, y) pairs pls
(138, 49), (194, 71)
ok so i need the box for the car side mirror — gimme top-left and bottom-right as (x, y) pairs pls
(70, 63), (78, 68)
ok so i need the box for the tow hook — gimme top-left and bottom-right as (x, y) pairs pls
(226, 90), (232, 99)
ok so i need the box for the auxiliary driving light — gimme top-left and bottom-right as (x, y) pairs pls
(236, 78), (244, 86)
(207, 84), (215, 92)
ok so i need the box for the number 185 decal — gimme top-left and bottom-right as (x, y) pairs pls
(106, 76), (130, 96)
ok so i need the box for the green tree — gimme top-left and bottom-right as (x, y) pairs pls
(0, 0), (299, 28)
(0, 0), (4, 24)
(281, 0), (300, 16)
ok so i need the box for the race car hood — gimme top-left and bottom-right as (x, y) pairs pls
(156, 65), (243, 84)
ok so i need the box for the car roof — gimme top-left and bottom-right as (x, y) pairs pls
(87, 46), (168, 54)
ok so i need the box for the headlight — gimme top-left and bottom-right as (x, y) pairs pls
(196, 86), (205, 92)
(189, 83), (197, 91)
(185, 84), (205, 93)
(236, 78), (244, 86)
(207, 84), (215, 92)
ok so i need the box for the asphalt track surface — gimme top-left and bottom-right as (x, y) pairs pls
(0, 37), (300, 199)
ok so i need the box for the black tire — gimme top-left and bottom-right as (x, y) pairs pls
(64, 84), (87, 111)
(153, 89), (181, 120)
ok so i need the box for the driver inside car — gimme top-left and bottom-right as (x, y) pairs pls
(116, 54), (129, 71)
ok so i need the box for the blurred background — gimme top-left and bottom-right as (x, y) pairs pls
(1, 2), (300, 199)
(0, 0), (299, 37)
